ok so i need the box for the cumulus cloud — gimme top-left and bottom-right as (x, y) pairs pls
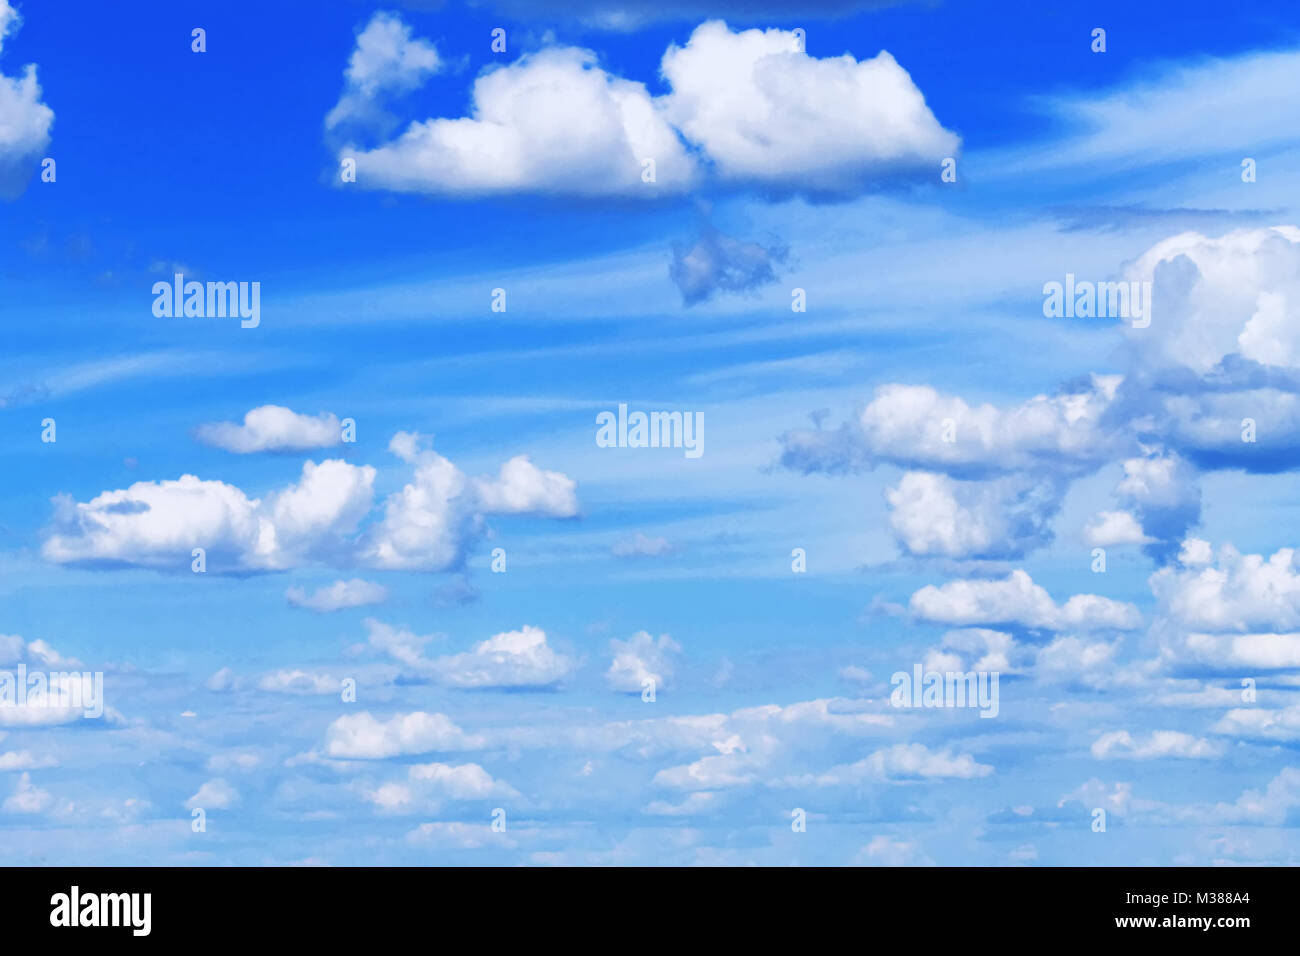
(886, 471), (1063, 559)
(856, 835), (935, 866)
(1090, 730), (1222, 760)
(43, 432), (578, 573)
(43, 459), (375, 571)
(366, 761), (518, 812)
(1113, 226), (1300, 473)
(256, 670), (340, 695)
(909, 570), (1142, 632)
(0, 0), (53, 198)
(660, 21), (957, 194)
(286, 578), (388, 612)
(669, 222), (788, 305)
(1083, 510), (1151, 548)
(1214, 703), (1300, 742)
(325, 711), (483, 759)
(426, 626), (575, 689)
(1150, 542), (1300, 634)
(3, 772), (51, 813)
(472, 455), (579, 517)
(781, 743), (993, 786)
(334, 18), (956, 199)
(781, 376), (1124, 479)
(195, 405), (343, 454)
(185, 778), (238, 810)
(1112, 451), (1201, 560)
(1149, 541), (1300, 671)
(327, 11), (441, 136)
(342, 45), (695, 197)
(360, 434), (578, 571)
(357, 620), (574, 688)
(607, 631), (682, 692)
(612, 532), (674, 558)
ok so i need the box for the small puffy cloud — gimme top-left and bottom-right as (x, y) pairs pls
(1090, 730), (1222, 760)
(195, 405), (343, 454)
(256, 670), (339, 695)
(0, 0), (54, 198)
(909, 570), (1142, 632)
(1150, 543), (1300, 634)
(343, 45), (695, 198)
(0, 750), (55, 770)
(1083, 510), (1151, 547)
(607, 631), (682, 692)
(1125, 226), (1300, 376)
(44, 433), (577, 573)
(1179, 537), (1215, 567)
(43, 460), (375, 571)
(367, 761), (518, 813)
(1149, 542), (1300, 671)
(3, 772), (50, 813)
(406, 821), (512, 849)
(1214, 703), (1300, 742)
(327, 11), (441, 134)
(428, 626), (575, 689)
(886, 471), (1062, 559)
(644, 791), (719, 816)
(786, 743), (993, 786)
(185, 778), (238, 810)
(855, 835), (935, 866)
(669, 222), (787, 305)
(334, 18), (954, 199)
(781, 376), (1123, 478)
(1112, 452), (1201, 560)
(612, 532), (674, 558)
(324, 711), (482, 759)
(205, 667), (238, 692)
(659, 21), (957, 194)
(472, 456), (579, 517)
(286, 578), (388, 612)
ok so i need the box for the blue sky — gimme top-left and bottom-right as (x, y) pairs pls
(3, 0), (1300, 865)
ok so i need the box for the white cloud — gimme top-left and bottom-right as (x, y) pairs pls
(286, 578), (388, 612)
(855, 835), (935, 866)
(1214, 703), (1300, 742)
(43, 459), (375, 571)
(611, 532), (674, 558)
(344, 45), (695, 197)
(185, 778), (238, 810)
(336, 18), (956, 199)
(195, 405), (343, 453)
(44, 432), (578, 573)
(1127, 226), (1300, 375)
(324, 711), (483, 759)
(886, 471), (1061, 559)
(256, 670), (339, 695)
(781, 375), (1123, 477)
(1083, 510), (1151, 547)
(366, 761), (518, 812)
(472, 455), (578, 517)
(406, 821), (512, 848)
(660, 20), (957, 193)
(784, 743), (993, 786)
(327, 11), (441, 133)
(909, 570), (1141, 632)
(0, 0), (53, 198)
(0, 750), (54, 770)
(3, 772), (50, 813)
(607, 631), (682, 692)
(428, 625), (575, 689)
(1167, 543), (1300, 631)
(1090, 730), (1222, 760)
